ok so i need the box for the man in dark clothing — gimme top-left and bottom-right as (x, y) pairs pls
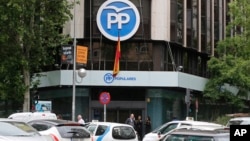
(125, 113), (135, 128)
(145, 116), (151, 134)
(135, 115), (143, 140)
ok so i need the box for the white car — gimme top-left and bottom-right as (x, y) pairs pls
(160, 128), (229, 141)
(86, 122), (138, 141)
(8, 112), (57, 122)
(226, 117), (250, 127)
(142, 120), (225, 141)
(27, 119), (91, 141)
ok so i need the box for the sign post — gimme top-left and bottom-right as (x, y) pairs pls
(99, 92), (111, 122)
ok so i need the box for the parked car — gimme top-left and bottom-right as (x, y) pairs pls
(142, 120), (225, 141)
(226, 117), (250, 127)
(86, 121), (138, 141)
(27, 119), (91, 141)
(160, 128), (229, 141)
(8, 112), (57, 122)
(0, 118), (54, 141)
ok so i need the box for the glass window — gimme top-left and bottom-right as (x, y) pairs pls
(96, 125), (108, 136)
(177, 0), (183, 44)
(57, 126), (90, 138)
(86, 124), (97, 134)
(30, 123), (50, 131)
(112, 126), (136, 139)
(159, 123), (178, 134)
(165, 134), (213, 141)
(0, 121), (38, 136)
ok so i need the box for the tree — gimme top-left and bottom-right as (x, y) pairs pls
(204, 0), (250, 109)
(0, 0), (74, 112)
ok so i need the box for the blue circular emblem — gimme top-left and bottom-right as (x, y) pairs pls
(96, 0), (140, 41)
(104, 73), (114, 83)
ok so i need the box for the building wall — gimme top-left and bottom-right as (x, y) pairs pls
(34, 0), (231, 125)
(151, 0), (171, 41)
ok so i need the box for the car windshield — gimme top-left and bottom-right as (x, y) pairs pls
(152, 123), (178, 134)
(165, 134), (229, 141)
(228, 120), (243, 125)
(0, 121), (38, 136)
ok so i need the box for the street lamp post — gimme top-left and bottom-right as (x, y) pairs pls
(72, 0), (87, 121)
(72, 68), (87, 121)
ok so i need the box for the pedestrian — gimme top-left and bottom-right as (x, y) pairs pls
(125, 113), (135, 128)
(77, 114), (85, 124)
(135, 115), (143, 140)
(145, 116), (151, 134)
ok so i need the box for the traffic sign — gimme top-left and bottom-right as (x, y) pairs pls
(99, 92), (111, 105)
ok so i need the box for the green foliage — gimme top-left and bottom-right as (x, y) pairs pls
(204, 0), (250, 109)
(0, 0), (74, 109)
(214, 115), (231, 126)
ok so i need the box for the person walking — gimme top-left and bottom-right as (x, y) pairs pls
(77, 114), (85, 124)
(135, 115), (143, 140)
(145, 116), (151, 134)
(125, 113), (135, 128)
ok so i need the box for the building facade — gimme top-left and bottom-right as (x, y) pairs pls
(35, 0), (232, 130)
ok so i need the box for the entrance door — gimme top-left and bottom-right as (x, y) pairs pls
(92, 108), (144, 123)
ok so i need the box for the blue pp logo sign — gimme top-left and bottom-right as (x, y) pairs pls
(96, 0), (140, 41)
(104, 73), (114, 84)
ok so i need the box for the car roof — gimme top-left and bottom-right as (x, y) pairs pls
(89, 121), (134, 127)
(27, 119), (81, 126)
(152, 120), (224, 132)
(159, 120), (223, 128)
(0, 118), (26, 122)
(169, 128), (229, 136)
(8, 112), (57, 122)
(229, 117), (250, 121)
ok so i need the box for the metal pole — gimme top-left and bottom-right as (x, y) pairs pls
(104, 104), (106, 122)
(72, 0), (76, 121)
(186, 103), (189, 117)
(195, 110), (198, 121)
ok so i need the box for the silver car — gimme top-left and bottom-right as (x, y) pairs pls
(0, 118), (53, 141)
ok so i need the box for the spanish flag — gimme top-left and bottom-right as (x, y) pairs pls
(113, 36), (120, 76)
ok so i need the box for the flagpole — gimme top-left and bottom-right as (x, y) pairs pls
(112, 32), (120, 76)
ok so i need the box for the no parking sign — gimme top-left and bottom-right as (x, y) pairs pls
(99, 92), (111, 105)
(99, 92), (111, 122)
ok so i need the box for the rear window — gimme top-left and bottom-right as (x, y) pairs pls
(165, 134), (229, 141)
(112, 126), (136, 139)
(227, 120), (243, 127)
(0, 121), (39, 136)
(56, 126), (90, 138)
(31, 123), (51, 131)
